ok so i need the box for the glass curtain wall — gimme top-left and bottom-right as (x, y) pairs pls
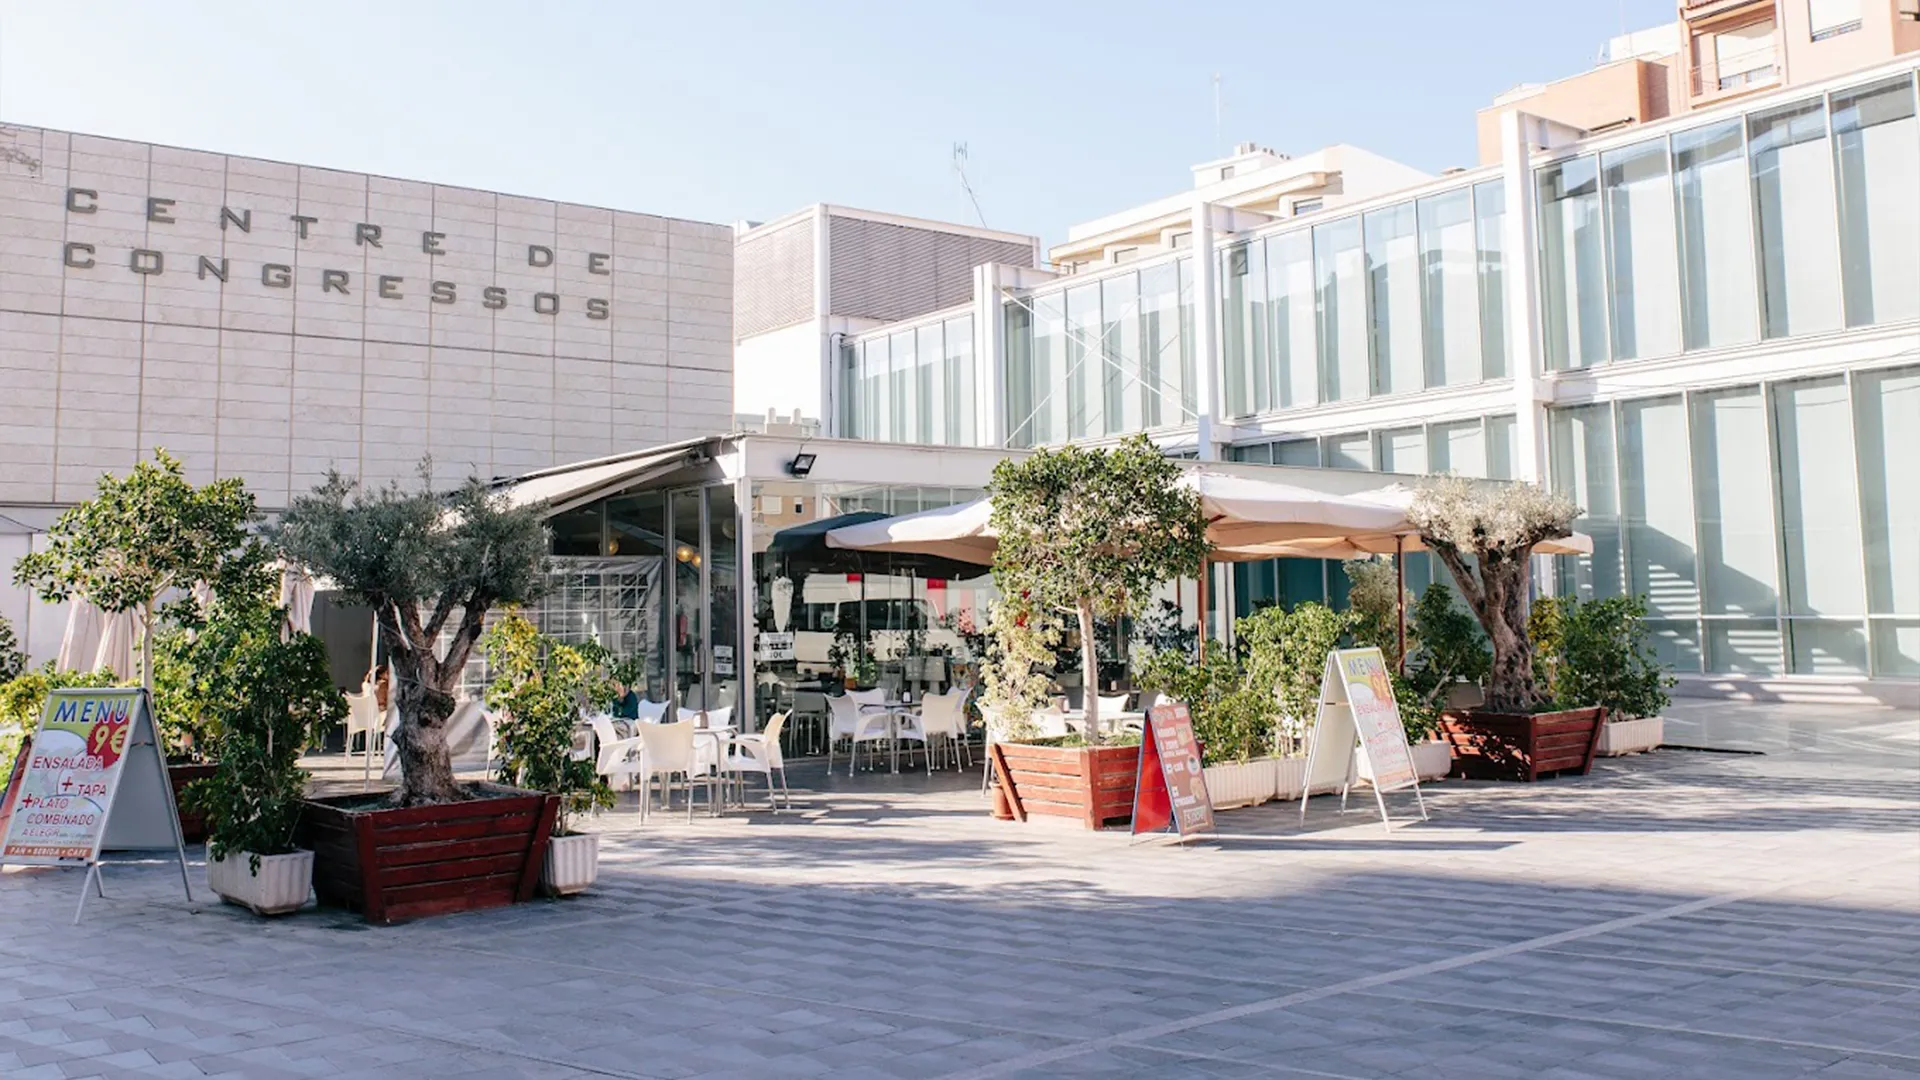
(1547, 364), (1920, 677)
(1266, 231), (1317, 409)
(1315, 216), (1369, 402)
(1473, 179), (1509, 379)
(1003, 258), (1195, 448)
(843, 316), (977, 445)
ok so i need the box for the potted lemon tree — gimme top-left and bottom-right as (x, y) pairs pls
(483, 612), (616, 896)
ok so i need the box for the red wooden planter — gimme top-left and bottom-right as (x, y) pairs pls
(1438, 706), (1606, 782)
(992, 742), (1139, 830)
(296, 784), (559, 924)
(167, 763), (219, 844)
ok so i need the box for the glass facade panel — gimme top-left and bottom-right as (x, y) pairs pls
(1601, 138), (1683, 360)
(705, 485), (740, 711)
(1325, 432), (1372, 470)
(1691, 387), (1784, 673)
(1618, 397), (1703, 671)
(1273, 439), (1319, 466)
(1315, 217), (1368, 401)
(942, 316), (975, 445)
(1266, 231), (1317, 409)
(1429, 419), (1486, 478)
(1474, 179), (1509, 379)
(1485, 414), (1516, 479)
(605, 491), (670, 697)
(1418, 187), (1481, 388)
(1140, 261), (1187, 429)
(1673, 120), (1761, 350)
(1832, 76), (1920, 328)
(1101, 275), (1142, 434)
(1377, 426), (1427, 474)
(1003, 302), (1033, 448)
(1538, 155), (1608, 369)
(1365, 202), (1423, 395)
(916, 324), (942, 445)
(1549, 404), (1622, 600)
(1031, 292), (1066, 445)
(864, 337), (890, 442)
(889, 330), (916, 443)
(670, 489), (707, 702)
(1773, 377), (1869, 674)
(1750, 98), (1844, 339)
(1222, 243), (1264, 416)
(549, 504), (604, 556)
(1856, 366), (1920, 675)
(1065, 283), (1101, 437)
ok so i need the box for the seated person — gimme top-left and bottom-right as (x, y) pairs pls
(610, 680), (641, 720)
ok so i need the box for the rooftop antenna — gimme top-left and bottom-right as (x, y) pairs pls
(1213, 73), (1223, 156)
(952, 142), (987, 228)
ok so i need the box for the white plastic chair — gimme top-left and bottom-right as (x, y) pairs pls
(728, 712), (791, 810)
(1032, 702), (1072, 739)
(918, 691), (969, 771)
(826, 694), (857, 773)
(635, 721), (708, 822)
(635, 699), (669, 724)
(590, 715), (648, 799)
(828, 694), (895, 776)
(344, 689), (381, 756)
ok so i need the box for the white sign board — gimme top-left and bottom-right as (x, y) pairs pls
(1298, 648), (1428, 830)
(756, 632), (796, 662)
(0, 688), (192, 922)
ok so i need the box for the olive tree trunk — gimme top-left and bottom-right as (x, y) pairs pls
(1430, 546), (1539, 714)
(379, 597), (492, 806)
(1077, 598), (1102, 747)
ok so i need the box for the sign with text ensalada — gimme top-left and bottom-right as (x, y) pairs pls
(1, 690), (141, 860)
(1131, 703), (1215, 842)
(0, 688), (192, 923)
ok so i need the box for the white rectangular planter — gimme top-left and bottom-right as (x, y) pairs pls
(1273, 756), (1309, 801)
(1202, 759), (1278, 809)
(1350, 741), (1452, 784)
(542, 832), (601, 896)
(1596, 716), (1663, 756)
(207, 849), (312, 916)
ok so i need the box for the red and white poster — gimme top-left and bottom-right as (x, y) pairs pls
(1131, 703), (1215, 841)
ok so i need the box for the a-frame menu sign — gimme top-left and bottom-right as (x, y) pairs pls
(0, 688), (193, 923)
(1298, 647), (1429, 831)
(1131, 702), (1216, 844)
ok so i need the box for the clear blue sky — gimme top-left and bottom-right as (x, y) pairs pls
(0, 1), (1677, 246)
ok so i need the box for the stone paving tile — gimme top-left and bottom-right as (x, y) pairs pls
(1, 703), (1916, 1078)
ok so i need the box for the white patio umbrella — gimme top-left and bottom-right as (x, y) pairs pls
(824, 498), (998, 563)
(57, 598), (106, 673)
(278, 564), (317, 638)
(93, 608), (138, 682)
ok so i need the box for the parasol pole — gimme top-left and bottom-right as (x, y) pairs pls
(1395, 535), (1407, 677)
(1197, 558), (1210, 662)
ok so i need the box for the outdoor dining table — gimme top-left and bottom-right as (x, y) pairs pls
(691, 724), (739, 815)
(1064, 710), (1146, 738)
(858, 699), (923, 774)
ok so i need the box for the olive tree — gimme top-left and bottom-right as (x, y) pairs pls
(274, 468), (548, 806)
(1408, 476), (1579, 713)
(13, 450), (256, 690)
(988, 435), (1209, 744)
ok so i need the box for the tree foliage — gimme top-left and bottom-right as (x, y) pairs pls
(988, 436), (1208, 743)
(0, 615), (23, 683)
(979, 598), (1057, 744)
(0, 664), (119, 769)
(1532, 594), (1673, 721)
(1341, 558), (1409, 670)
(1409, 476), (1578, 713)
(1238, 601), (1356, 747)
(482, 612), (616, 835)
(273, 466), (549, 805)
(12, 450), (258, 688)
(178, 564), (345, 871)
(1135, 647), (1275, 764)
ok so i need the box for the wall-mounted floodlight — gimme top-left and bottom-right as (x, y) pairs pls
(787, 452), (817, 478)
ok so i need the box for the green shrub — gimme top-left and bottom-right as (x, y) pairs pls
(1238, 601), (1354, 747)
(1135, 648), (1274, 764)
(0, 615), (23, 683)
(483, 612), (616, 835)
(1533, 594), (1673, 721)
(0, 664), (121, 769)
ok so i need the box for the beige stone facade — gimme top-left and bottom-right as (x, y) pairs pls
(0, 125), (734, 511)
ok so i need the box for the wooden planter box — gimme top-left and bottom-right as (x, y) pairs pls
(168, 763), (219, 844)
(992, 742), (1139, 830)
(1438, 706), (1606, 782)
(295, 784), (559, 924)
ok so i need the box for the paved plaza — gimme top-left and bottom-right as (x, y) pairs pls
(0, 700), (1916, 1079)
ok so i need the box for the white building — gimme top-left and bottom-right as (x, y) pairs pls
(829, 56), (1920, 703)
(0, 124), (734, 661)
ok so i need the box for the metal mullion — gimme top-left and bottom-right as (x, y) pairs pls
(1760, 379), (1792, 675)
(1845, 367), (1878, 678)
(1592, 153), (1615, 371)
(663, 492), (677, 700)
(1742, 107), (1772, 340)
(699, 487), (712, 709)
